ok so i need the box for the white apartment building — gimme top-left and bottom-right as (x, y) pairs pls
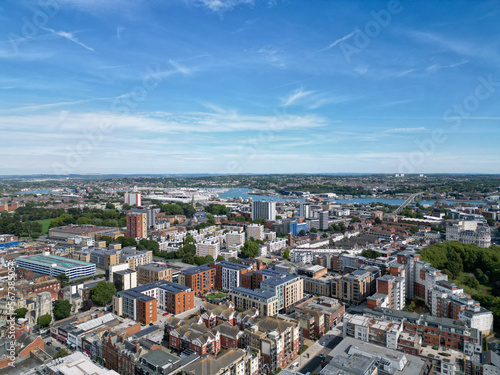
(252, 201), (276, 221)
(266, 238), (287, 253)
(446, 220), (491, 248)
(265, 231), (277, 241)
(226, 231), (245, 247)
(246, 223), (264, 241)
(196, 238), (221, 259)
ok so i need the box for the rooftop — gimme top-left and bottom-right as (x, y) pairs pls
(16, 254), (94, 269)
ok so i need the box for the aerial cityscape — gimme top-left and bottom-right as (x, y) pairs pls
(1, 1), (500, 375)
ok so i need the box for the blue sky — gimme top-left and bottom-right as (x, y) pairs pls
(1, 0), (500, 175)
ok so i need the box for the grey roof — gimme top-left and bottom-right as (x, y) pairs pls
(182, 264), (213, 275)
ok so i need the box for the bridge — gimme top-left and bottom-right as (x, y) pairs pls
(394, 192), (424, 214)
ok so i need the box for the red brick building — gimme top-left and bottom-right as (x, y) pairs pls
(181, 264), (216, 295)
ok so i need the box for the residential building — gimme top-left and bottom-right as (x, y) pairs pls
(266, 238), (287, 253)
(367, 274), (405, 310)
(246, 223), (265, 241)
(226, 231), (245, 247)
(126, 212), (148, 239)
(242, 316), (300, 373)
(196, 238), (221, 259)
(121, 247), (153, 270)
(113, 281), (194, 323)
(131, 207), (159, 229)
(252, 201), (276, 221)
(113, 269), (137, 291)
(343, 313), (402, 349)
(298, 265), (328, 279)
(446, 220), (491, 248)
(210, 261), (252, 291)
(180, 264), (216, 295)
(180, 348), (260, 375)
(229, 287), (279, 317)
(137, 263), (172, 284)
(15, 254), (96, 279)
(319, 210), (329, 230)
(298, 203), (312, 218)
(341, 268), (379, 305)
(295, 296), (345, 332)
(124, 192), (142, 206)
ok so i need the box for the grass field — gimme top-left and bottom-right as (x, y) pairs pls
(36, 219), (52, 234)
(206, 293), (227, 300)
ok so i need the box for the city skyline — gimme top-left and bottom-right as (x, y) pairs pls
(1, 0), (500, 174)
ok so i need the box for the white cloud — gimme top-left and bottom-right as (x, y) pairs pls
(281, 88), (314, 107)
(191, 0), (254, 12)
(318, 31), (356, 52)
(41, 27), (94, 52)
(383, 127), (426, 134)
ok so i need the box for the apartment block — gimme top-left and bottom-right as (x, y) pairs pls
(113, 269), (137, 291)
(251, 201), (276, 221)
(180, 349), (260, 375)
(114, 281), (194, 322)
(180, 264), (216, 295)
(246, 223), (265, 241)
(226, 231), (245, 247)
(366, 308), (483, 356)
(229, 287), (279, 317)
(341, 267), (379, 305)
(196, 237), (221, 259)
(343, 313), (402, 349)
(209, 261), (252, 291)
(126, 212), (147, 239)
(367, 274), (405, 311)
(137, 263), (172, 284)
(431, 280), (494, 335)
(295, 297), (345, 340)
(242, 316), (300, 373)
(446, 220), (491, 248)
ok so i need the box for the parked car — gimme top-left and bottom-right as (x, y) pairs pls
(320, 353), (324, 358)
(46, 342), (52, 346)
(56, 347), (61, 351)
(163, 312), (169, 316)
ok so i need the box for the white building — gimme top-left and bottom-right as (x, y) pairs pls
(247, 223), (265, 241)
(252, 201), (276, 221)
(45, 351), (119, 375)
(124, 192), (142, 206)
(446, 220), (491, 248)
(226, 231), (245, 247)
(299, 203), (312, 218)
(220, 249), (238, 261)
(266, 238), (287, 253)
(196, 238), (221, 259)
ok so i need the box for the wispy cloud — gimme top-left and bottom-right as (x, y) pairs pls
(383, 127), (426, 134)
(426, 60), (469, 72)
(0, 95), (127, 113)
(41, 27), (95, 52)
(281, 88), (314, 106)
(318, 31), (356, 52)
(191, 0), (254, 12)
(257, 47), (286, 68)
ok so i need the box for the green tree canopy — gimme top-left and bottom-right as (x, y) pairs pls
(91, 281), (117, 306)
(241, 240), (259, 258)
(14, 308), (28, 319)
(283, 249), (290, 261)
(299, 229), (306, 236)
(53, 299), (72, 320)
(37, 314), (52, 327)
(56, 273), (69, 284)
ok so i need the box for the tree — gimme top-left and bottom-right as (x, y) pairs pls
(37, 314), (52, 327)
(299, 229), (306, 236)
(56, 273), (69, 284)
(53, 300), (72, 320)
(216, 255), (225, 261)
(241, 240), (259, 258)
(54, 349), (69, 358)
(91, 281), (117, 306)
(283, 249), (290, 261)
(81, 299), (93, 311)
(228, 257), (239, 263)
(351, 216), (360, 223)
(14, 308), (28, 319)
(116, 236), (138, 247)
(310, 227), (318, 233)
(374, 217), (382, 225)
(105, 202), (115, 210)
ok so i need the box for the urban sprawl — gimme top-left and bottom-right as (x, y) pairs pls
(1, 174), (500, 375)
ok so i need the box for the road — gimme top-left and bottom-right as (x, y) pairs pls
(288, 324), (344, 374)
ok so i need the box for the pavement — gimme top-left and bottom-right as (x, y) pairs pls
(288, 323), (344, 374)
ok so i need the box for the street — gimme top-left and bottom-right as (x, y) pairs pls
(288, 323), (344, 374)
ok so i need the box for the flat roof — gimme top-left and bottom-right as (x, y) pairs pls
(16, 254), (94, 269)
